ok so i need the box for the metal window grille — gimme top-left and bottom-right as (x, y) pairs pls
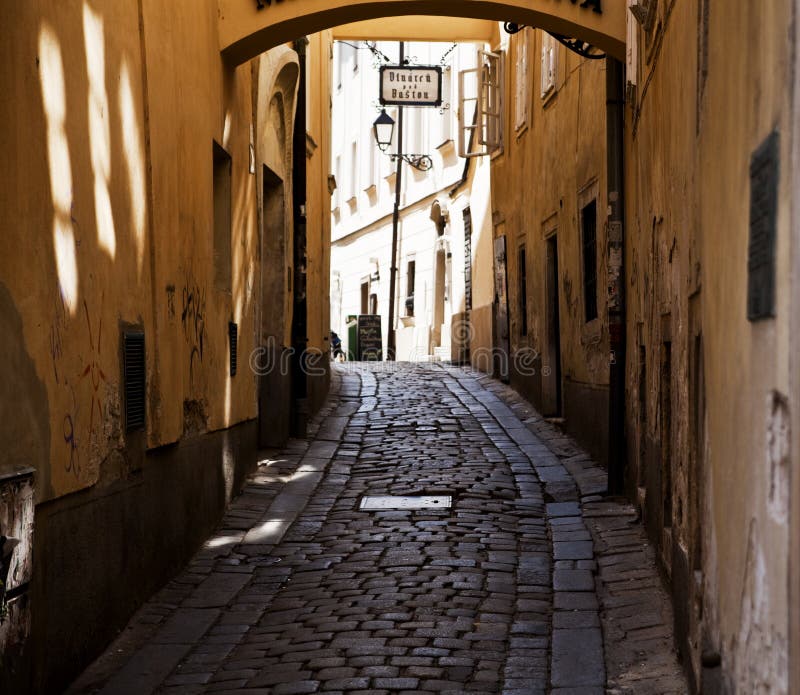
(123, 331), (146, 431)
(229, 322), (238, 376)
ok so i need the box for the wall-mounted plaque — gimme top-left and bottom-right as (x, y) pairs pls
(747, 131), (779, 321)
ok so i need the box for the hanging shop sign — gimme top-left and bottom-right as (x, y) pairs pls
(380, 65), (442, 107)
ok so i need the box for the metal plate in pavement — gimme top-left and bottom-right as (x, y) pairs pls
(359, 495), (452, 510)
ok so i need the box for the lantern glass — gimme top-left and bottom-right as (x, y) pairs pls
(373, 109), (395, 152)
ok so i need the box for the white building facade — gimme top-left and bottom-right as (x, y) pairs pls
(330, 40), (492, 362)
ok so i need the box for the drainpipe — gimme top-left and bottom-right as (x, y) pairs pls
(606, 57), (626, 494)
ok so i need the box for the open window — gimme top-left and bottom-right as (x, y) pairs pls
(458, 49), (503, 157)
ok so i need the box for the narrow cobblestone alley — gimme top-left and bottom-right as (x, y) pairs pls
(68, 364), (686, 695)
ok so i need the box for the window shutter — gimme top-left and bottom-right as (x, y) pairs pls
(541, 33), (557, 98)
(515, 33), (528, 131)
(458, 49), (503, 157)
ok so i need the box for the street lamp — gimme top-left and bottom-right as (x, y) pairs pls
(373, 109), (395, 152)
(371, 109), (433, 172)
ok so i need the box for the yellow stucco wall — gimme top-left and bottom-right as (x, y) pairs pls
(306, 31), (333, 405)
(626, 0), (794, 687)
(0, 1), (307, 503)
(490, 29), (608, 408)
(1, 0), (161, 500)
(141, 0), (259, 447)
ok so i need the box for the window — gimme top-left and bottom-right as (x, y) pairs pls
(458, 49), (503, 157)
(411, 108), (425, 160)
(348, 141), (358, 200)
(333, 155), (341, 208)
(335, 42), (343, 90)
(213, 141), (232, 292)
(581, 199), (598, 322)
(366, 138), (376, 190)
(440, 66), (453, 143)
(629, 0), (664, 63)
(405, 260), (416, 317)
(514, 31), (529, 131)
(518, 245), (528, 336)
(336, 41), (357, 89)
(540, 32), (558, 99)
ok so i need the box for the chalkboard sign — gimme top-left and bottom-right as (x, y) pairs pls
(357, 315), (383, 361)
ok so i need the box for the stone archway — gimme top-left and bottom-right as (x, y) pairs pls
(218, 0), (625, 64)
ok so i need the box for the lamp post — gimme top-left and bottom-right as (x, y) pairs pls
(372, 43), (433, 361)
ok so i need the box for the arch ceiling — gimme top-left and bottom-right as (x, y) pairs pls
(218, 0), (626, 64)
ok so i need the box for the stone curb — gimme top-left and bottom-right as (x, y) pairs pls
(449, 364), (687, 694)
(442, 366), (605, 692)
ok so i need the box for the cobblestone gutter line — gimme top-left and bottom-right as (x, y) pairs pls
(443, 368), (605, 694)
(439, 372), (552, 694)
(455, 365), (688, 694)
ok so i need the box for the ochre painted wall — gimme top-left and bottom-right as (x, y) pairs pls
(0, 0), (262, 502)
(0, 2), (332, 691)
(306, 31), (333, 411)
(490, 28), (609, 460)
(626, 0), (795, 688)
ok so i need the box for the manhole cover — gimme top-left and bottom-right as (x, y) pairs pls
(359, 495), (452, 510)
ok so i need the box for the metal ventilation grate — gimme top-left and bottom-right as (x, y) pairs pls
(229, 322), (238, 377)
(123, 331), (146, 432)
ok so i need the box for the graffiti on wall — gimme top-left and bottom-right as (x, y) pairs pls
(77, 299), (107, 438)
(181, 277), (207, 387)
(52, 294), (109, 485)
(62, 387), (82, 479)
(165, 284), (177, 321)
(49, 293), (68, 385)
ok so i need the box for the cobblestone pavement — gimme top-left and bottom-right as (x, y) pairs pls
(69, 363), (687, 695)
